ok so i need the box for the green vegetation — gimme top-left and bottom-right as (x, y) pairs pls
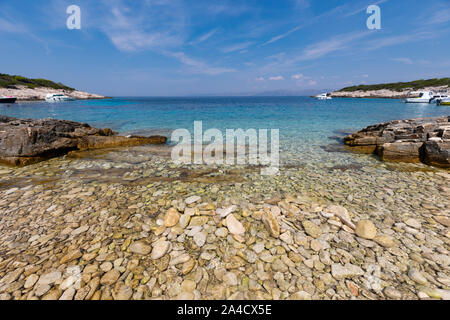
(339, 78), (450, 92)
(0, 73), (74, 91)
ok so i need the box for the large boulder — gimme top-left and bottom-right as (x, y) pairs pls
(379, 142), (423, 162)
(344, 116), (450, 168)
(421, 140), (450, 168)
(0, 116), (167, 166)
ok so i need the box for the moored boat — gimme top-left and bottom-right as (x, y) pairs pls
(405, 91), (434, 103)
(438, 98), (450, 106)
(0, 96), (17, 104)
(45, 93), (76, 102)
(315, 93), (332, 100)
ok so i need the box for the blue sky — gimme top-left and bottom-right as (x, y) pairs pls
(1, 0), (449, 96)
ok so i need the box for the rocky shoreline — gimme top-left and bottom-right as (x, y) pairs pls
(344, 116), (450, 168)
(0, 116), (167, 166)
(0, 116), (449, 301)
(0, 86), (106, 101)
(331, 86), (449, 99)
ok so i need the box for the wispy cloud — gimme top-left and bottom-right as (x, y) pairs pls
(170, 52), (235, 75)
(344, 0), (389, 17)
(207, 2), (250, 16)
(269, 76), (284, 81)
(222, 41), (254, 53)
(391, 57), (413, 64)
(100, 0), (186, 52)
(366, 31), (435, 50)
(189, 29), (218, 45)
(296, 31), (369, 61)
(262, 25), (302, 46)
(427, 6), (450, 24)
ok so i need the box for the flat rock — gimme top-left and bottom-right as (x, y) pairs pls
(355, 220), (377, 239)
(226, 214), (245, 235)
(0, 116), (167, 166)
(302, 221), (322, 238)
(262, 210), (280, 238)
(151, 240), (170, 259)
(331, 263), (364, 280)
(129, 241), (151, 255)
(163, 208), (180, 227)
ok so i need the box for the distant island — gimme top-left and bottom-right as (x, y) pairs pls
(0, 73), (106, 101)
(331, 77), (450, 99)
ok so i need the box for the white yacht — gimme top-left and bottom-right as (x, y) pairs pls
(315, 93), (332, 100)
(431, 93), (449, 104)
(405, 91), (434, 103)
(45, 93), (76, 102)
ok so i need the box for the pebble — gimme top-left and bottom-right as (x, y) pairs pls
(164, 208), (180, 227)
(151, 240), (170, 259)
(405, 218), (421, 229)
(302, 221), (322, 238)
(331, 263), (364, 280)
(185, 196), (201, 205)
(129, 241), (152, 255)
(355, 220), (377, 240)
(100, 269), (121, 285)
(225, 214), (245, 235)
(223, 272), (238, 286)
(374, 235), (394, 248)
(408, 269), (428, 285)
(384, 287), (402, 299)
(262, 210), (280, 238)
(193, 232), (206, 247)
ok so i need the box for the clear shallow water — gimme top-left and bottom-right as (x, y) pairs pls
(1, 96), (449, 167)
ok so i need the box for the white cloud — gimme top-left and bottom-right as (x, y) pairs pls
(269, 76), (284, 81)
(291, 73), (306, 80)
(255, 77), (265, 81)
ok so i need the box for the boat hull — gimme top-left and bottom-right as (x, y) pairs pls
(0, 97), (17, 104)
(405, 99), (431, 103)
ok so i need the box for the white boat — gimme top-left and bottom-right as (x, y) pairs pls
(315, 93), (332, 100)
(431, 93), (449, 104)
(45, 93), (76, 102)
(437, 98), (450, 106)
(0, 96), (17, 103)
(405, 91), (434, 103)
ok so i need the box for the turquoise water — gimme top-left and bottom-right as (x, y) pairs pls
(1, 97), (449, 166)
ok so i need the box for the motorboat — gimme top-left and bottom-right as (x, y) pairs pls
(0, 96), (17, 103)
(437, 98), (450, 106)
(405, 91), (434, 103)
(431, 93), (449, 104)
(315, 93), (332, 100)
(45, 93), (76, 102)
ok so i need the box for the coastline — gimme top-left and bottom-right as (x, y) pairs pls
(0, 101), (449, 301)
(0, 85), (107, 101)
(331, 86), (449, 99)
